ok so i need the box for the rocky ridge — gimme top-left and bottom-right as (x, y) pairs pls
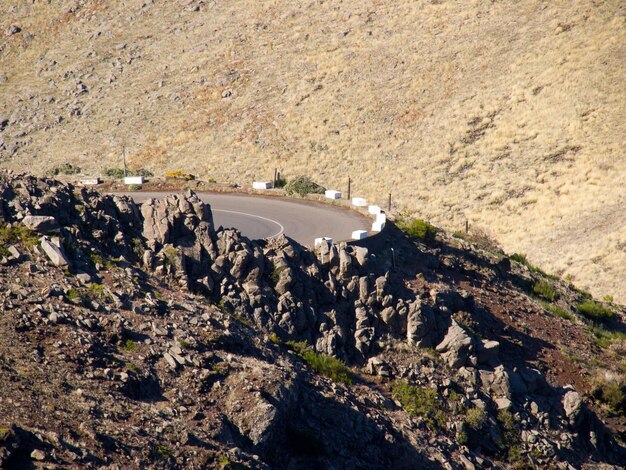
(0, 171), (625, 469)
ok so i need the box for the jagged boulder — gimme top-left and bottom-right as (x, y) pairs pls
(22, 215), (59, 233)
(407, 301), (436, 348)
(436, 319), (473, 368)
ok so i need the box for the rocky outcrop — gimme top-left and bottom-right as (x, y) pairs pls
(1, 172), (624, 469)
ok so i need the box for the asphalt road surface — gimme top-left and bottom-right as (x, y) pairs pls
(124, 192), (371, 245)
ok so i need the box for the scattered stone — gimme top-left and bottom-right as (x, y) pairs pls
(30, 449), (45, 461)
(22, 215), (59, 233)
(40, 238), (69, 266)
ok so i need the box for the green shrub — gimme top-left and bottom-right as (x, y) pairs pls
(543, 303), (573, 321)
(592, 379), (626, 415)
(155, 444), (170, 459)
(578, 301), (613, 322)
(131, 237), (144, 258)
(398, 218), (437, 243)
(104, 168), (153, 179)
(0, 223), (40, 256)
(532, 280), (557, 301)
(589, 324), (626, 348)
(284, 175), (325, 197)
(104, 168), (125, 179)
(286, 341), (352, 384)
(510, 252), (558, 279)
(87, 282), (106, 300)
(269, 333), (281, 345)
(510, 253), (527, 264)
(128, 184), (142, 191)
(123, 339), (138, 351)
(496, 410), (522, 464)
(49, 162), (81, 176)
(391, 381), (444, 429)
(65, 288), (83, 302)
(603, 295), (614, 303)
(464, 406), (487, 431)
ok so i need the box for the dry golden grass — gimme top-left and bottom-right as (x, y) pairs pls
(1, 0), (624, 300)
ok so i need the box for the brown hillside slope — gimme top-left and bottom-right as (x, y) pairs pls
(0, 0), (625, 300)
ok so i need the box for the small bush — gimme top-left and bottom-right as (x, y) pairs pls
(65, 288), (83, 302)
(510, 253), (527, 264)
(464, 406), (487, 431)
(592, 379), (626, 415)
(269, 333), (281, 345)
(589, 324), (626, 348)
(286, 341), (352, 384)
(284, 175), (325, 197)
(398, 218), (437, 243)
(391, 381), (444, 429)
(603, 295), (614, 303)
(131, 237), (144, 258)
(104, 168), (125, 179)
(578, 301), (613, 322)
(510, 252), (558, 279)
(165, 169), (195, 180)
(133, 168), (154, 178)
(104, 168), (153, 179)
(543, 303), (573, 321)
(0, 223), (39, 256)
(532, 280), (557, 301)
(123, 339), (138, 351)
(49, 162), (81, 176)
(128, 184), (142, 191)
(155, 444), (170, 459)
(87, 282), (106, 300)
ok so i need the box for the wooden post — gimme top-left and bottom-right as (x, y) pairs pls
(273, 168), (277, 187)
(388, 193), (392, 212)
(122, 146), (127, 178)
(465, 219), (469, 233)
(347, 177), (351, 200)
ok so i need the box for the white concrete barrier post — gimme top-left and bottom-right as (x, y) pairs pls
(80, 178), (100, 185)
(368, 205), (382, 215)
(351, 197), (367, 207)
(314, 237), (333, 246)
(372, 221), (385, 232)
(253, 181), (272, 190)
(325, 190), (342, 200)
(375, 213), (387, 224)
(351, 230), (368, 240)
(124, 176), (144, 185)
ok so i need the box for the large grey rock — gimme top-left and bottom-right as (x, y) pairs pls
(40, 238), (69, 266)
(436, 319), (473, 368)
(479, 365), (511, 398)
(407, 301), (436, 347)
(562, 389), (583, 421)
(22, 215), (59, 233)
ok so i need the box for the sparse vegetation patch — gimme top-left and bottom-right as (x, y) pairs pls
(397, 215), (437, 243)
(391, 381), (444, 430)
(578, 301), (613, 322)
(286, 340), (352, 384)
(284, 175), (325, 197)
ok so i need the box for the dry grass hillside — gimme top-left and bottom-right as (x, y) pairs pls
(1, 0), (624, 300)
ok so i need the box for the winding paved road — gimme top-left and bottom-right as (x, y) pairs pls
(124, 192), (371, 245)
